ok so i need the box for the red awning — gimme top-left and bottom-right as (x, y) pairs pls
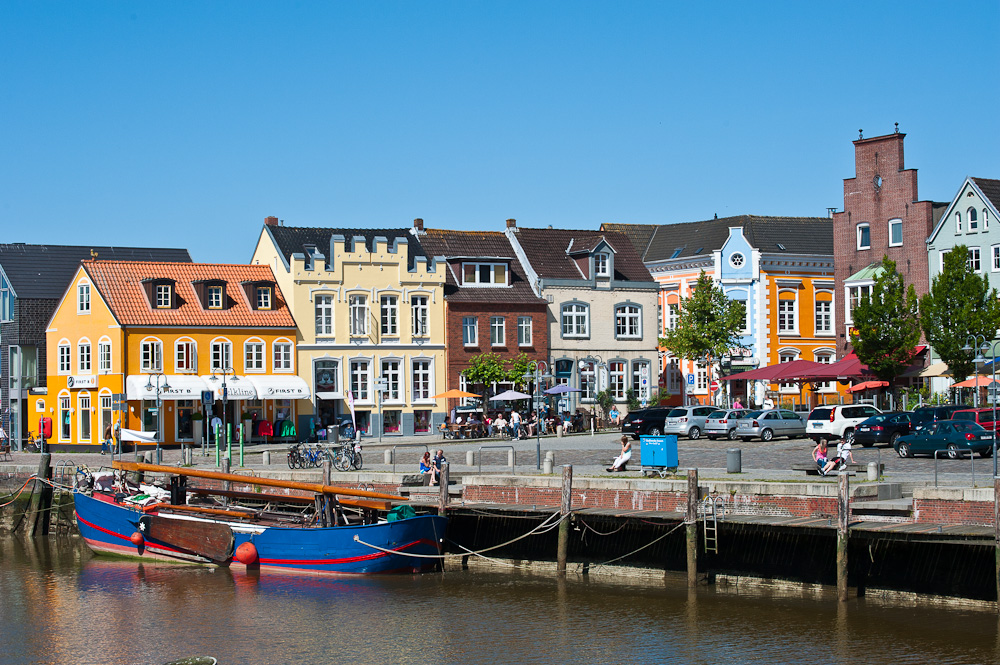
(847, 380), (889, 393)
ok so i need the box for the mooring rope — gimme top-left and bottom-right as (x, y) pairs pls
(577, 518), (628, 537)
(0, 478), (37, 509)
(587, 520), (686, 570)
(353, 510), (568, 559)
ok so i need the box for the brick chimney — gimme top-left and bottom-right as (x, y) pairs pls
(506, 218), (517, 229)
(413, 218), (424, 231)
(264, 216), (279, 227)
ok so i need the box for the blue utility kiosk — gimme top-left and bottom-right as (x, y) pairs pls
(640, 435), (679, 478)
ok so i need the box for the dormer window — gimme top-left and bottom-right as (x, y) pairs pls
(256, 286), (272, 310)
(142, 278), (177, 309)
(155, 284), (172, 308)
(594, 253), (609, 277)
(208, 285), (223, 309)
(462, 262), (507, 286)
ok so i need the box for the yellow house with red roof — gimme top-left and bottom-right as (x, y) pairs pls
(42, 260), (302, 450)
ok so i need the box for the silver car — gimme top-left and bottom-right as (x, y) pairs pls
(663, 405), (718, 439)
(705, 409), (750, 440)
(735, 409), (806, 442)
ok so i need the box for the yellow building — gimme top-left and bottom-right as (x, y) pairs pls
(251, 219), (448, 436)
(42, 260), (302, 449)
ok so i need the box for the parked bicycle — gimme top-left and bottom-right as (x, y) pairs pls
(332, 440), (363, 471)
(24, 431), (44, 453)
(287, 443), (304, 469)
(300, 443), (327, 468)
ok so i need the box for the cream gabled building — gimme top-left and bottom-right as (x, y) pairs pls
(251, 217), (448, 437)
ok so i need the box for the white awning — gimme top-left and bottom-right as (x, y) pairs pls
(125, 375), (210, 401)
(120, 428), (158, 442)
(245, 375), (311, 400)
(316, 391), (341, 400)
(199, 375), (257, 400)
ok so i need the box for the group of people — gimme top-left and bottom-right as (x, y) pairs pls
(812, 438), (854, 476)
(419, 449), (448, 485)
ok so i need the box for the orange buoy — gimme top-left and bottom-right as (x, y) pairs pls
(130, 531), (144, 547)
(234, 542), (258, 565)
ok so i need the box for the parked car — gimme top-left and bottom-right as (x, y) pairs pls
(806, 404), (882, 444)
(951, 408), (999, 433)
(853, 411), (915, 448)
(662, 405), (718, 439)
(704, 409), (750, 440)
(893, 420), (994, 459)
(910, 405), (968, 432)
(735, 409), (806, 442)
(621, 407), (672, 440)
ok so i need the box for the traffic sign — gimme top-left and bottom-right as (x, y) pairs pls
(687, 373), (695, 386)
(710, 380), (720, 392)
(640, 365), (649, 377)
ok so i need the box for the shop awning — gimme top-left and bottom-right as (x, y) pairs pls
(199, 375), (256, 400)
(120, 428), (158, 442)
(315, 391), (340, 400)
(125, 375), (209, 401)
(245, 375), (311, 400)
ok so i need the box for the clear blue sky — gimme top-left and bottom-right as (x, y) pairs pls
(3, 2), (997, 264)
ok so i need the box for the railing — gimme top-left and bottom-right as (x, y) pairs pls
(478, 445), (515, 475)
(933, 448), (979, 488)
(390, 443), (429, 474)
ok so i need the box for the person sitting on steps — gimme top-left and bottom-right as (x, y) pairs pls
(607, 435), (632, 473)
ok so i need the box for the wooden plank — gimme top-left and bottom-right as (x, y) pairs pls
(139, 514), (235, 562)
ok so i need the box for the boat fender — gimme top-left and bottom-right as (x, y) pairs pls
(234, 542), (258, 565)
(130, 531), (144, 547)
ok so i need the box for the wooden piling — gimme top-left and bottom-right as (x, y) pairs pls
(837, 471), (849, 602)
(994, 476), (1000, 612)
(221, 459), (230, 508)
(686, 469), (698, 588)
(28, 453), (53, 537)
(557, 464), (573, 575)
(438, 462), (450, 516)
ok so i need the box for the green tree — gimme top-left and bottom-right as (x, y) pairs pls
(919, 245), (1000, 382)
(505, 352), (534, 388)
(850, 256), (922, 385)
(660, 270), (746, 367)
(462, 352), (508, 409)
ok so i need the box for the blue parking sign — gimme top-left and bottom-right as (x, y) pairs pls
(687, 373), (695, 385)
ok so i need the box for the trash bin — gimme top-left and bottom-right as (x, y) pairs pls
(727, 448), (742, 474)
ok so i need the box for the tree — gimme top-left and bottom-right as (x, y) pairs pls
(850, 256), (922, 385)
(659, 271), (746, 367)
(462, 352), (507, 411)
(919, 245), (1000, 382)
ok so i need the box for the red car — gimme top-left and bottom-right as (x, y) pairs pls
(952, 408), (999, 432)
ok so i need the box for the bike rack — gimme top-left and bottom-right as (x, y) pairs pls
(478, 445), (515, 475)
(934, 448), (979, 488)
(390, 443), (429, 474)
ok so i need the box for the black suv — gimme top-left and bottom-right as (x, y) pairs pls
(911, 405), (968, 431)
(621, 407), (672, 440)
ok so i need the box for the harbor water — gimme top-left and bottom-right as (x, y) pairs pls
(1, 535), (998, 665)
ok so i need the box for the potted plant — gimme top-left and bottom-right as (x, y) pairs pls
(190, 411), (205, 447)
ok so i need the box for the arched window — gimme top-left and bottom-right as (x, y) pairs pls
(969, 207), (979, 231)
(175, 337), (197, 373)
(244, 337), (265, 373)
(956, 211), (963, 234)
(140, 337), (163, 372)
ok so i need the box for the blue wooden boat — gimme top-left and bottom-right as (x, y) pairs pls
(74, 461), (447, 575)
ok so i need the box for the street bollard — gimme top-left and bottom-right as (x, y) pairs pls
(508, 449), (515, 469)
(384, 449), (392, 465)
(466, 450), (474, 466)
(546, 450), (555, 462)
(867, 461), (878, 481)
(543, 457), (553, 474)
(262, 450), (270, 466)
(726, 448), (742, 474)
(556, 425), (564, 438)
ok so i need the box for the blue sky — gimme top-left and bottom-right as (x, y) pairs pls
(3, 2), (997, 264)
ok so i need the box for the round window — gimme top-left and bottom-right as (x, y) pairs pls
(730, 252), (745, 268)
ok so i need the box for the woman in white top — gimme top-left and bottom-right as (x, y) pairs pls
(608, 435), (632, 472)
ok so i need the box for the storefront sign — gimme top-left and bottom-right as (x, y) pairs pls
(67, 375), (98, 389)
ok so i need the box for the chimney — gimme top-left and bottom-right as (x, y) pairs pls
(413, 218), (424, 231)
(506, 218), (517, 229)
(264, 216), (279, 227)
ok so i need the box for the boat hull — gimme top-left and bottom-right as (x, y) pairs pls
(74, 492), (447, 575)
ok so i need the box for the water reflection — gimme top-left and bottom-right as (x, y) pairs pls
(0, 536), (998, 664)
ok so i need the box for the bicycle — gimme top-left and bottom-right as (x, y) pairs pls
(332, 440), (363, 472)
(287, 443), (304, 470)
(24, 431), (43, 453)
(301, 443), (327, 468)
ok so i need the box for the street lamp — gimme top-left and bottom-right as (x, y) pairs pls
(963, 336), (998, 476)
(208, 367), (238, 460)
(144, 373), (171, 463)
(522, 360), (552, 470)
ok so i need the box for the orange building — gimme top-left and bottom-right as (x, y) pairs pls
(42, 260), (303, 450)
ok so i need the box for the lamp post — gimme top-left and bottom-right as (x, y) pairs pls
(963, 336), (998, 477)
(522, 360), (552, 470)
(208, 367), (238, 462)
(144, 373), (171, 463)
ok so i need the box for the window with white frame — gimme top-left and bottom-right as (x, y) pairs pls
(315, 295), (333, 336)
(256, 286), (272, 310)
(0, 274), (12, 323)
(210, 340), (231, 371)
(609, 361), (625, 399)
(101, 394), (113, 439)
(667, 357), (681, 392)
(888, 218), (903, 247)
(58, 394), (71, 440)
(730, 295), (749, 334)
(141, 339), (162, 372)
(462, 316), (478, 346)
(78, 341), (91, 373)
(631, 360), (650, 398)
(969, 247), (982, 273)
(696, 365), (707, 390)
(777, 292), (797, 333)
(349, 359), (370, 400)
(412, 359), (431, 401)
(815, 294), (833, 335)
(58, 343), (70, 374)
(98, 340), (112, 373)
(666, 302), (679, 331)
(985, 209), (990, 230)
(381, 295), (398, 336)
(517, 316), (532, 346)
(815, 351), (835, 391)
(940, 249), (951, 271)
(77, 283), (90, 313)
(155, 284), (172, 308)
(208, 285), (223, 309)
(462, 262), (507, 286)
(778, 352), (797, 390)
(175, 339), (196, 372)
(245, 340), (265, 372)
(969, 207), (978, 231)
(78, 393), (91, 441)
(314, 359), (339, 394)
(846, 284), (872, 324)
(273, 341), (292, 372)
(594, 253), (609, 277)
(615, 304), (641, 339)
(381, 359), (401, 401)
(411, 296), (428, 336)
(490, 316), (506, 346)
(857, 223), (871, 250)
(580, 361), (597, 400)
(349, 295), (368, 335)
(992, 245), (1000, 272)
(956, 211), (963, 234)
(561, 303), (589, 337)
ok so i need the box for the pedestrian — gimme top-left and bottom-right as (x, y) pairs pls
(608, 405), (620, 426)
(101, 425), (113, 455)
(432, 449), (447, 484)
(732, 398), (743, 410)
(607, 435), (632, 472)
(510, 409), (522, 439)
(823, 438), (854, 475)
(813, 440), (828, 475)
(762, 396), (774, 410)
(419, 451), (436, 485)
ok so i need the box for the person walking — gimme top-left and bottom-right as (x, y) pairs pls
(510, 410), (522, 440)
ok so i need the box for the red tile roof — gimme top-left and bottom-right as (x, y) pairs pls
(82, 260), (296, 328)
